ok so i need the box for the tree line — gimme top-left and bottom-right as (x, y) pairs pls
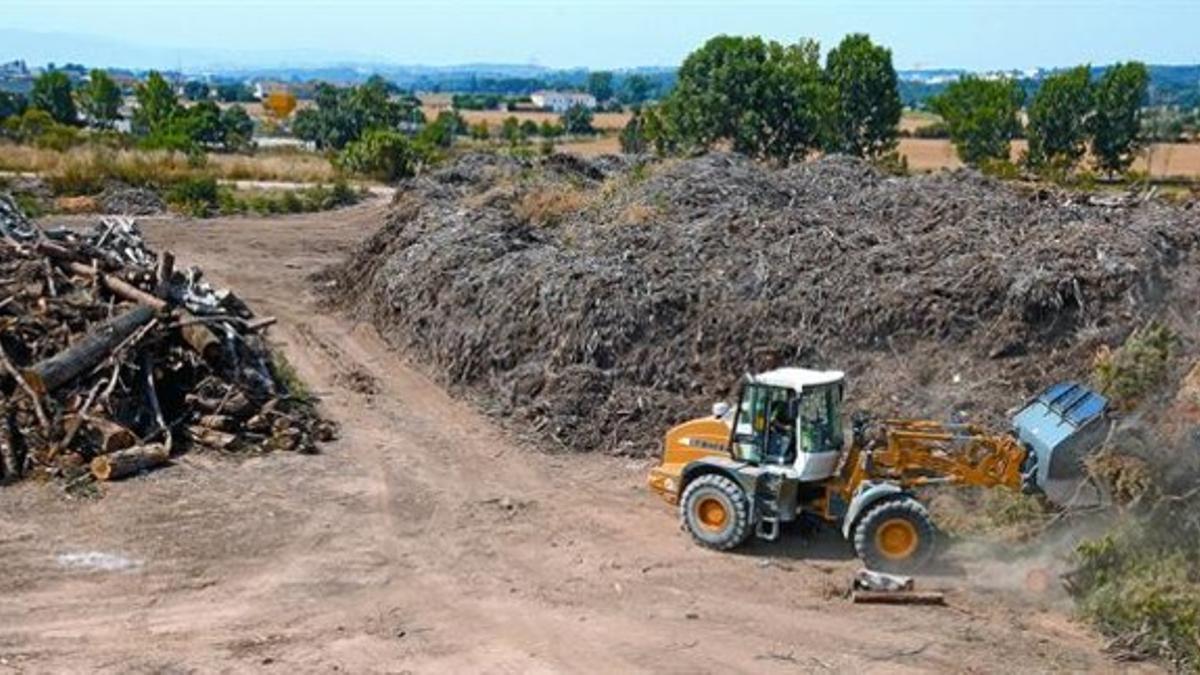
(0, 69), (255, 153)
(621, 34), (1152, 178)
(932, 63), (1148, 176)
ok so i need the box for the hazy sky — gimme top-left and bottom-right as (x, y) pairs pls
(4, 0), (1199, 70)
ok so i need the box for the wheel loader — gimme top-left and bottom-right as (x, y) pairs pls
(647, 368), (1109, 571)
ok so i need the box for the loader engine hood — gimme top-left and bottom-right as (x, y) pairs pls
(1011, 381), (1109, 507)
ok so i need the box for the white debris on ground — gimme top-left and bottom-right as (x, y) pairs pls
(54, 551), (142, 572)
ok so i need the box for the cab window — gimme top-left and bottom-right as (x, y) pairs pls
(732, 384), (793, 463)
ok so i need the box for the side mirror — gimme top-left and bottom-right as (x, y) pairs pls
(712, 402), (730, 418)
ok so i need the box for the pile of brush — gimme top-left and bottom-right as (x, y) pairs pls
(0, 194), (333, 488)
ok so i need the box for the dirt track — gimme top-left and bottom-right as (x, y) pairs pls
(0, 200), (1154, 673)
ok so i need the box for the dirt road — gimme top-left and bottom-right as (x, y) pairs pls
(0, 201), (1146, 673)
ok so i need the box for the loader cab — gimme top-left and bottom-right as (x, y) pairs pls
(730, 368), (845, 481)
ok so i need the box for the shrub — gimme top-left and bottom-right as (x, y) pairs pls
(469, 121), (490, 141)
(1069, 513), (1200, 669)
(215, 182), (360, 217)
(2, 109), (83, 150)
(336, 128), (431, 182)
(1093, 323), (1174, 410)
(978, 158), (1021, 180)
(165, 176), (220, 216)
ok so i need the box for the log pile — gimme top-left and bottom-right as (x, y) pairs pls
(0, 194), (334, 486)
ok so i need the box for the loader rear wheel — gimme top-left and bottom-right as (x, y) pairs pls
(680, 474), (751, 550)
(853, 497), (936, 573)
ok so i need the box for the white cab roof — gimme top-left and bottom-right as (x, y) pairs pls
(752, 367), (844, 392)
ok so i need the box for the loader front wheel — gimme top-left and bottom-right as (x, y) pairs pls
(853, 497), (936, 573)
(680, 474), (751, 550)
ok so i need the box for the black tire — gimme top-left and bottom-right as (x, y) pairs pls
(679, 474), (752, 550)
(852, 497), (937, 573)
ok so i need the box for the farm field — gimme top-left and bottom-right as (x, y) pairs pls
(421, 106), (633, 131)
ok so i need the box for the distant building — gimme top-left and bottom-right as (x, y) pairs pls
(253, 80), (291, 99)
(530, 90), (596, 113)
(0, 60), (28, 77)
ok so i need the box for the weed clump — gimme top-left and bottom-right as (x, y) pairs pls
(1093, 323), (1175, 410)
(1068, 500), (1200, 669)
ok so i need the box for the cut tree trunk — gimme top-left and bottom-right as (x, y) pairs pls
(155, 250), (175, 299)
(62, 261), (166, 310)
(58, 260), (225, 365)
(851, 591), (946, 606)
(179, 321), (224, 364)
(90, 444), (169, 481)
(188, 426), (237, 450)
(20, 305), (156, 395)
(63, 415), (138, 455)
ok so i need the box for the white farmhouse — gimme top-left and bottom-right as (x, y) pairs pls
(530, 90), (597, 113)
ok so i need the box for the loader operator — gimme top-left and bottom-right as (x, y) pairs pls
(766, 401), (796, 463)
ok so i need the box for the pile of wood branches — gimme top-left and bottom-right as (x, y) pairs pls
(0, 194), (333, 488)
(323, 152), (1200, 456)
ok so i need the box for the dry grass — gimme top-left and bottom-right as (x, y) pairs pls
(206, 151), (337, 182)
(555, 134), (622, 157)
(513, 185), (591, 227)
(620, 202), (659, 225)
(899, 110), (942, 134)
(0, 142), (338, 186)
(897, 137), (1200, 178)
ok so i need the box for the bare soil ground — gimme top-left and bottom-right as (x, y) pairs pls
(0, 200), (1154, 673)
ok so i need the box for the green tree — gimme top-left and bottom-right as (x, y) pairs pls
(216, 82), (255, 103)
(588, 71), (614, 102)
(418, 110), (464, 148)
(30, 71), (77, 125)
(930, 76), (1024, 167)
(79, 69), (122, 128)
(1089, 62), (1149, 176)
(1026, 65), (1093, 169)
(641, 107), (676, 155)
(501, 115), (524, 144)
(336, 128), (429, 181)
(824, 33), (902, 158)
(539, 120), (562, 138)
(619, 108), (647, 153)
(560, 104), (595, 134)
(220, 104), (254, 150)
(183, 80), (210, 101)
(0, 92), (27, 122)
(4, 109), (54, 140)
(292, 80), (414, 150)
(662, 35), (831, 163)
(183, 101), (225, 146)
(519, 119), (539, 137)
(134, 71), (181, 134)
(623, 74), (653, 104)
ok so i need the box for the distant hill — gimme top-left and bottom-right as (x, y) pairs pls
(0, 27), (1195, 107)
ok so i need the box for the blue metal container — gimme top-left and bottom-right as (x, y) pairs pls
(1011, 382), (1109, 505)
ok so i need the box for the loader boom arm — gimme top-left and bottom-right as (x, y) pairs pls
(836, 419), (1028, 501)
